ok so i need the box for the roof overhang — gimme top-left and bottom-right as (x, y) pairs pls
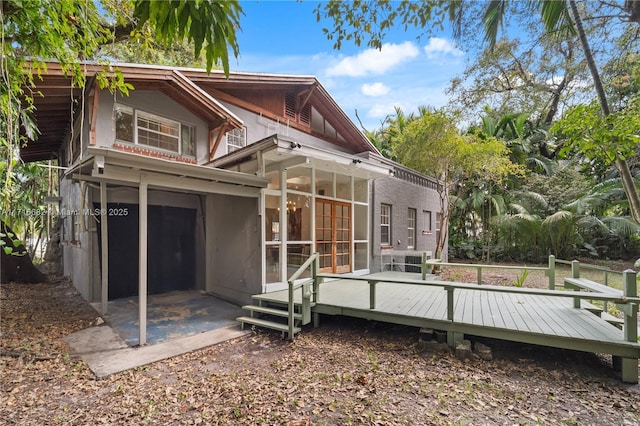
(69, 147), (268, 197)
(181, 69), (380, 155)
(20, 62), (243, 162)
(213, 134), (392, 180)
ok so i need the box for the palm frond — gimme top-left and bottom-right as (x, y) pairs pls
(600, 216), (640, 235)
(483, 0), (508, 49)
(542, 210), (574, 226)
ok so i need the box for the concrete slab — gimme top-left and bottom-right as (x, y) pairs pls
(65, 324), (250, 378)
(96, 290), (245, 346)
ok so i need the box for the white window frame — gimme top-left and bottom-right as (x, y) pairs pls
(226, 126), (247, 153)
(380, 204), (391, 246)
(114, 103), (195, 156)
(408, 208), (416, 249)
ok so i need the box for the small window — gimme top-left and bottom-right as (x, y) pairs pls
(137, 111), (180, 152)
(284, 92), (297, 120)
(424, 210), (432, 233)
(114, 103), (196, 156)
(380, 204), (391, 246)
(226, 127), (247, 153)
(115, 105), (134, 143)
(285, 93), (311, 127)
(408, 208), (416, 249)
(436, 212), (442, 243)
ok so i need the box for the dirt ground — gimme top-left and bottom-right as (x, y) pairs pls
(1, 275), (639, 425)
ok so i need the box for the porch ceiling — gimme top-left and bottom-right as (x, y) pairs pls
(69, 147), (269, 197)
(213, 135), (392, 180)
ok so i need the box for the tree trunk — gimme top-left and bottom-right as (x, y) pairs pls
(1, 220), (45, 283)
(568, 0), (640, 224)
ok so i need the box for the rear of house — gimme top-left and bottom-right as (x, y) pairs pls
(21, 62), (444, 342)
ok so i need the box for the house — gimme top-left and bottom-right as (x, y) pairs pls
(22, 62), (445, 344)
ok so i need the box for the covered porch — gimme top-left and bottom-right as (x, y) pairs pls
(68, 147), (269, 346)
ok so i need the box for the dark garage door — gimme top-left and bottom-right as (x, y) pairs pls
(96, 203), (196, 299)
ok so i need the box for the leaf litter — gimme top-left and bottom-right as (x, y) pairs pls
(1, 277), (639, 425)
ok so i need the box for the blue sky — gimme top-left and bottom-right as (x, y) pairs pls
(231, 1), (467, 131)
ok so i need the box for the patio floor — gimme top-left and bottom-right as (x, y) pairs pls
(96, 290), (244, 346)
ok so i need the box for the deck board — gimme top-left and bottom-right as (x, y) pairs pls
(254, 272), (640, 362)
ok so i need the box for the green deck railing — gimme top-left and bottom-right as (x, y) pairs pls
(425, 256), (554, 288)
(424, 255), (637, 293)
(286, 252), (319, 340)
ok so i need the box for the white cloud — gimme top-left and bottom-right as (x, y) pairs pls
(361, 82), (390, 97)
(423, 37), (464, 60)
(326, 41), (420, 77)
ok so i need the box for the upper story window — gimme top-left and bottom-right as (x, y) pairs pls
(226, 127), (247, 153)
(284, 92), (311, 127)
(115, 104), (195, 156)
(380, 204), (391, 246)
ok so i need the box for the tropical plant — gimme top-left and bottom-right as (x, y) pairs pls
(316, 0), (640, 225)
(393, 107), (522, 259)
(1, 0), (244, 281)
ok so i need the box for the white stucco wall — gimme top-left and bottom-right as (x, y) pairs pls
(96, 90), (211, 163)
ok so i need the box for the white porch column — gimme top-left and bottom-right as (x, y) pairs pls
(280, 168), (287, 282)
(139, 180), (148, 345)
(100, 181), (109, 315)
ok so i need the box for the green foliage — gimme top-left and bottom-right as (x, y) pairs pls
(514, 269), (528, 287)
(0, 232), (26, 256)
(131, 0), (242, 75)
(554, 98), (640, 165)
(316, 1), (461, 51)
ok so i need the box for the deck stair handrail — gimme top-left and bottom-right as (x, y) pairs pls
(287, 252), (320, 340)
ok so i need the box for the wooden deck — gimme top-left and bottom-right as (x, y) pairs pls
(252, 271), (640, 380)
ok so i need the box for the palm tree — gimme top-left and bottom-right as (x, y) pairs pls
(480, 0), (640, 224)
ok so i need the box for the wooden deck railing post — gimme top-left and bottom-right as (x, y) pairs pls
(571, 260), (580, 278)
(548, 255), (555, 290)
(288, 279), (295, 340)
(477, 267), (482, 285)
(571, 260), (581, 308)
(312, 252), (320, 303)
(446, 287), (454, 321)
(369, 280), (377, 309)
(312, 253), (321, 328)
(620, 269), (638, 383)
(302, 282), (311, 325)
(421, 252), (427, 280)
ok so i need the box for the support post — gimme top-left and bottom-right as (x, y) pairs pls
(621, 269), (638, 384)
(446, 287), (454, 321)
(287, 280), (294, 340)
(302, 282), (311, 325)
(100, 181), (109, 315)
(477, 267), (482, 285)
(312, 253), (320, 303)
(421, 252), (427, 280)
(571, 260), (580, 278)
(548, 255), (555, 290)
(369, 280), (377, 309)
(571, 260), (581, 309)
(138, 181), (148, 346)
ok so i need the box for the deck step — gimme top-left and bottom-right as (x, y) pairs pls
(580, 300), (604, 315)
(600, 312), (624, 327)
(242, 305), (302, 319)
(580, 301), (624, 327)
(236, 316), (301, 335)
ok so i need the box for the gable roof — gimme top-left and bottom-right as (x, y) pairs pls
(182, 69), (378, 154)
(20, 62), (242, 162)
(20, 62), (379, 162)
